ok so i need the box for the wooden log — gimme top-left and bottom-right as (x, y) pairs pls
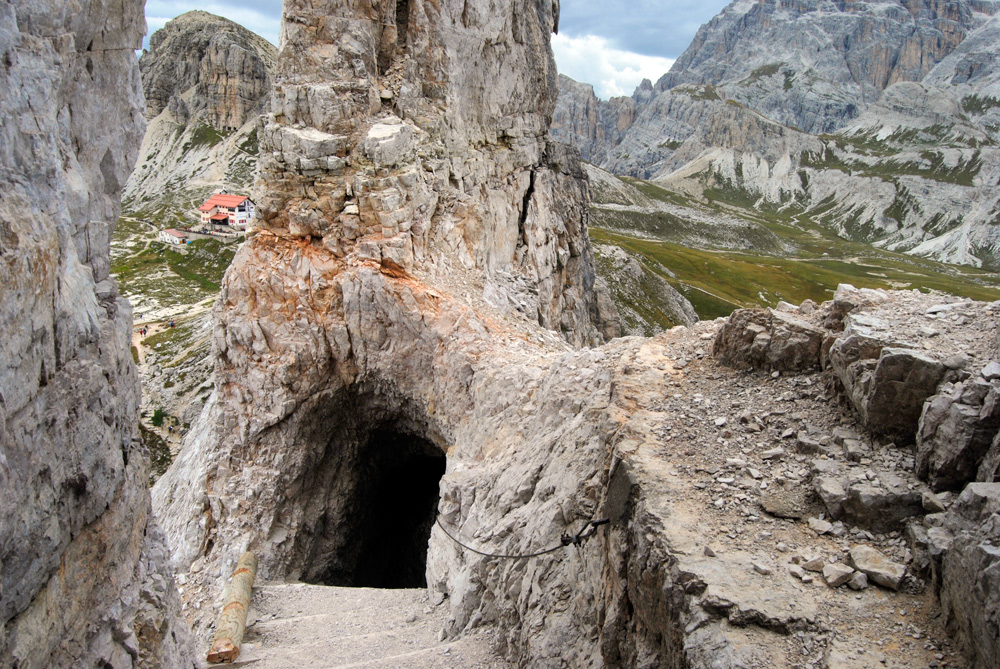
(207, 551), (258, 663)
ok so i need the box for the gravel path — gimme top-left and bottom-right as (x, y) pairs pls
(236, 583), (511, 668)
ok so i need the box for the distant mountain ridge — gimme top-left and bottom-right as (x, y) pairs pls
(554, 0), (1000, 269)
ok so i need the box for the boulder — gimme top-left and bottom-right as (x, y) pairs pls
(760, 487), (814, 519)
(814, 469), (924, 532)
(848, 545), (906, 591)
(829, 334), (946, 441)
(713, 308), (826, 372)
(917, 381), (1000, 491)
(823, 563), (855, 588)
(847, 572), (869, 591)
(841, 473), (925, 533)
(814, 476), (848, 519)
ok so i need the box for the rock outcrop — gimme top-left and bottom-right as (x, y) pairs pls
(917, 374), (1000, 490)
(553, 0), (1000, 269)
(0, 1), (195, 666)
(153, 0), (617, 652)
(914, 482), (1000, 667)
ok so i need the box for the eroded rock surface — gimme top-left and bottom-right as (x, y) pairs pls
(0, 1), (195, 666)
(152, 1), (999, 668)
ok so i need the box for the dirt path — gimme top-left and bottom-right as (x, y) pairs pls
(235, 583), (510, 668)
(132, 321), (169, 365)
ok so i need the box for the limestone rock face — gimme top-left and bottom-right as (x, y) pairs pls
(140, 10), (275, 130)
(551, 74), (637, 167)
(0, 1), (195, 666)
(153, 0), (617, 661)
(925, 483), (1000, 668)
(252, 0), (615, 345)
(147, 2), (999, 667)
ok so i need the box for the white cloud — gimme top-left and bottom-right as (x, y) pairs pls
(552, 33), (675, 99)
(146, 16), (171, 33)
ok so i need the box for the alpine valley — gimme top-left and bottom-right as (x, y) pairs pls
(554, 0), (1000, 272)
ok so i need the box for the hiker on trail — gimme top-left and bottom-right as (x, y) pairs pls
(170, 320), (174, 328)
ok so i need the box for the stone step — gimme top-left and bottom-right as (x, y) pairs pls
(236, 583), (508, 668)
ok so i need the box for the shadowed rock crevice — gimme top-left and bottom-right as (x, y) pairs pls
(396, 0), (411, 49)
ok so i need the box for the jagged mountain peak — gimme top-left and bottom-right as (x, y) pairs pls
(141, 10), (276, 129)
(553, 0), (1000, 269)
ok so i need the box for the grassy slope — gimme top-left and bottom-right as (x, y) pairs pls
(111, 217), (237, 307)
(589, 171), (1000, 320)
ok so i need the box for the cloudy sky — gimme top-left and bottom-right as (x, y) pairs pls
(144, 0), (732, 99)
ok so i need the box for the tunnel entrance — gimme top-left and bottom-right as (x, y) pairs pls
(396, 0), (410, 48)
(303, 426), (446, 589)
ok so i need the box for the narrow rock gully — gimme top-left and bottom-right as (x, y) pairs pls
(236, 583), (509, 668)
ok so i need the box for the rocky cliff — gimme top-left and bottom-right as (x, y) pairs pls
(123, 11), (276, 220)
(553, 0), (1000, 269)
(0, 1), (195, 667)
(152, 1), (999, 668)
(153, 0), (620, 649)
(550, 73), (638, 167)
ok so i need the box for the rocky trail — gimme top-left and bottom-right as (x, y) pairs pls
(234, 583), (509, 668)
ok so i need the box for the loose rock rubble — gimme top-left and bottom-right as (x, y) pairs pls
(710, 285), (1000, 667)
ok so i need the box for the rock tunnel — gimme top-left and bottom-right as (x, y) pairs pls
(296, 391), (447, 590)
(396, 0), (410, 48)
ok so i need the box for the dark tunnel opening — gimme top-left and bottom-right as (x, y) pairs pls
(305, 427), (446, 589)
(396, 0), (410, 49)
